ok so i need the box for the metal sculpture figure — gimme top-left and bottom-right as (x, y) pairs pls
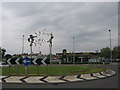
(28, 34), (37, 58)
(28, 35), (37, 46)
(47, 33), (54, 47)
(47, 33), (54, 64)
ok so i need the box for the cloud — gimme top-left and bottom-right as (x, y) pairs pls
(2, 2), (118, 54)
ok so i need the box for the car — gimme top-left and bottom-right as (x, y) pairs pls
(0, 62), (9, 67)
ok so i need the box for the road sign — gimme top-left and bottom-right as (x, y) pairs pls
(7, 58), (12, 65)
(41, 57), (47, 65)
(22, 57), (31, 66)
(6, 57), (47, 65)
(32, 57), (47, 65)
(32, 58), (37, 65)
(15, 58), (21, 65)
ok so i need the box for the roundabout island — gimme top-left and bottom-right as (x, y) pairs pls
(1, 65), (116, 84)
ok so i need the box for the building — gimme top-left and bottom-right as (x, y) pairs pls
(13, 52), (44, 59)
(56, 52), (99, 63)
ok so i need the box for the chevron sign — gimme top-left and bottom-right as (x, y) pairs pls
(41, 57), (47, 65)
(32, 57), (47, 65)
(7, 58), (22, 65)
(6, 57), (48, 65)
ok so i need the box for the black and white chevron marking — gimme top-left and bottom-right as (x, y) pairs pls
(20, 76), (29, 83)
(41, 57), (47, 65)
(7, 58), (12, 65)
(15, 58), (21, 65)
(6, 57), (47, 65)
(6, 58), (22, 65)
(32, 58), (37, 65)
(1, 70), (116, 84)
(40, 76), (48, 83)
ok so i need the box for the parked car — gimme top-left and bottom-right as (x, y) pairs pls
(0, 62), (9, 67)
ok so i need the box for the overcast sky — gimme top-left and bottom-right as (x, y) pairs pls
(1, 2), (118, 55)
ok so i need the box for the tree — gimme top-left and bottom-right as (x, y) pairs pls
(112, 46), (120, 59)
(100, 47), (110, 58)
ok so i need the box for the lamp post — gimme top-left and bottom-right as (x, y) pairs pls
(22, 35), (24, 54)
(108, 30), (112, 63)
(73, 36), (75, 64)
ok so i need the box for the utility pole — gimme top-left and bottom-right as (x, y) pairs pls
(108, 30), (112, 63)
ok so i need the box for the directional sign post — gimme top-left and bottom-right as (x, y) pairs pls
(22, 57), (31, 76)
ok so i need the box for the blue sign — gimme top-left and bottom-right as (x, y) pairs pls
(22, 57), (31, 66)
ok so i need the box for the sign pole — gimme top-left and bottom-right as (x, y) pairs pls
(50, 44), (52, 64)
(25, 66), (28, 76)
(8, 66), (11, 75)
(23, 57), (31, 76)
(16, 65), (18, 75)
(37, 65), (39, 75)
(30, 45), (32, 59)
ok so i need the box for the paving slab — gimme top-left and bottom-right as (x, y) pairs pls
(101, 71), (112, 76)
(63, 75), (83, 82)
(4, 76), (25, 83)
(106, 70), (116, 75)
(93, 73), (106, 78)
(0, 76), (6, 83)
(80, 74), (97, 80)
(24, 76), (45, 83)
(44, 76), (65, 83)
(0, 69), (116, 84)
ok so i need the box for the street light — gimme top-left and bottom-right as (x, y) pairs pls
(73, 36), (75, 64)
(22, 35), (24, 54)
(108, 30), (112, 63)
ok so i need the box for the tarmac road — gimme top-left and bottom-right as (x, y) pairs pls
(1, 63), (119, 89)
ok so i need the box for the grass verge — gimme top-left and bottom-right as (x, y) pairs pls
(1, 65), (106, 76)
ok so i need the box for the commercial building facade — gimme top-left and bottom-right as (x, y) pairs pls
(56, 52), (99, 63)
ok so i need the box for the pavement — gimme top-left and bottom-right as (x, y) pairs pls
(0, 69), (116, 84)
